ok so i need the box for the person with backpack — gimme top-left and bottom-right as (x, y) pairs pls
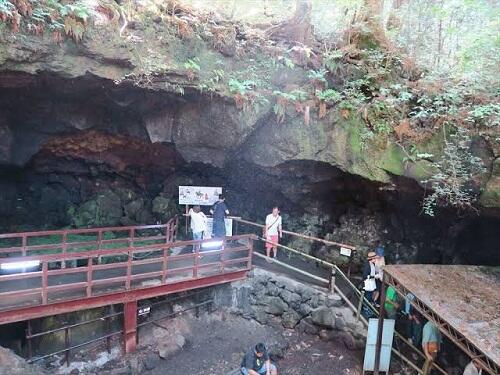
(210, 194), (229, 238)
(264, 207), (282, 259)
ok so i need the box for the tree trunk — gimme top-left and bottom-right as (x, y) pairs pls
(266, 0), (313, 45)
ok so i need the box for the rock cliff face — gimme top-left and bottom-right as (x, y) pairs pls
(0, 3), (498, 265)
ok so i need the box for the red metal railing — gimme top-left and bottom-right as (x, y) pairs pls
(0, 234), (254, 312)
(0, 217), (179, 264)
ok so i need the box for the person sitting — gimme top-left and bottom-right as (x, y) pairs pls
(241, 343), (278, 375)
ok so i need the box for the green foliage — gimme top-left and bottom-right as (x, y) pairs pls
(323, 50), (343, 72)
(183, 57), (201, 72)
(422, 127), (485, 216)
(466, 103), (500, 127)
(198, 69), (225, 94)
(373, 120), (392, 135)
(277, 56), (295, 69)
(316, 89), (342, 103)
(273, 89), (309, 102)
(307, 69), (328, 84)
(228, 78), (256, 95)
(0, 0), (91, 41)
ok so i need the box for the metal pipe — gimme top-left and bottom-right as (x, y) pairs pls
(253, 252), (329, 284)
(234, 218), (356, 250)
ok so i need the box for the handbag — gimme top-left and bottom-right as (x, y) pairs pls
(364, 277), (377, 292)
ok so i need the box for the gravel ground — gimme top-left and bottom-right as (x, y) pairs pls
(142, 310), (364, 375)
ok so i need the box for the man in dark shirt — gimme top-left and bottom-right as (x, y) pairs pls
(240, 343), (278, 375)
(210, 194), (229, 238)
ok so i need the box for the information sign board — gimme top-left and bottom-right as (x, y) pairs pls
(179, 186), (222, 206)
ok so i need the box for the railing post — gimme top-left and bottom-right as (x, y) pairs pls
(21, 235), (27, 257)
(41, 261), (48, 304)
(162, 247), (168, 284)
(26, 320), (32, 361)
(193, 241), (199, 278)
(247, 237), (254, 270)
(126, 250), (132, 290)
(106, 310), (111, 354)
(328, 267), (336, 294)
(97, 230), (103, 264)
(220, 238), (226, 273)
(61, 232), (67, 269)
(86, 257), (93, 297)
(356, 290), (365, 323)
(64, 326), (70, 366)
(123, 300), (138, 353)
(129, 228), (134, 248)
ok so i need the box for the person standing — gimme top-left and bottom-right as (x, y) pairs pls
(422, 320), (442, 375)
(384, 285), (400, 319)
(210, 194), (229, 238)
(188, 205), (207, 241)
(264, 207), (282, 259)
(362, 251), (381, 304)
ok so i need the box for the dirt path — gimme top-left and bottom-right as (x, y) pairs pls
(144, 311), (363, 375)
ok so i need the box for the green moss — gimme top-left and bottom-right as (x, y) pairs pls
(378, 143), (405, 175)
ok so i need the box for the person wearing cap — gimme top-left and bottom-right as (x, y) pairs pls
(363, 251), (381, 303)
(240, 342), (278, 375)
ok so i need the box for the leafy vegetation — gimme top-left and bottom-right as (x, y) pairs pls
(422, 127), (485, 216)
(0, 0), (92, 41)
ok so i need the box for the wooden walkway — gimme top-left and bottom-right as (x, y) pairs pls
(0, 220), (254, 352)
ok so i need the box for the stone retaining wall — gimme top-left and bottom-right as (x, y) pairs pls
(215, 268), (367, 350)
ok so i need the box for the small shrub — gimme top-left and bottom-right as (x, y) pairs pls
(422, 127), (485, 216)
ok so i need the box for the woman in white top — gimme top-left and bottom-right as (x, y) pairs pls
(189, 205), (207, 241)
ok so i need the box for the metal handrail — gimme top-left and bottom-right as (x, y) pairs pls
(234, 218), (447, 375)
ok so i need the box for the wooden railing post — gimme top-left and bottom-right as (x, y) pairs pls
(126, 250), (132, 290)
(86, 257), (93, 297)
(64, 326), (70, 366)
(123, 300), (138, 353)
(162, 247), (168, 284)
(26, 320), (32, 361)
(61, 232), (67, 269)
(193, 241), (199, 278)
(328, 268), (336, 294)
(21, 235), (27, 257)
(41, 261), (48, 304)
(247, 237), (254, 270)
(97, 230), (103, 264)
(220, 238), (227, 273)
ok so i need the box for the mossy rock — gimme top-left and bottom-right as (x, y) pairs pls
(68, 190), (123, 227)
(480, 158), (500, 208)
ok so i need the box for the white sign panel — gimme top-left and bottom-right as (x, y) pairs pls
(363, 318), (395, 373)
(179, 186), (222, 206)
(340, 247), (352, 257)
(205, 218), (233, 238)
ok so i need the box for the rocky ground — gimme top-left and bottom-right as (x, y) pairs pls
(99, 311), (364, 375)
